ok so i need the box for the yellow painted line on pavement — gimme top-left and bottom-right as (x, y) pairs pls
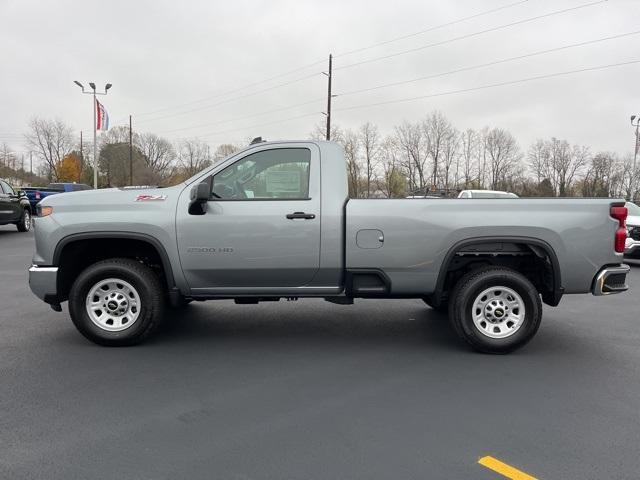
(478, 456), (538, 480)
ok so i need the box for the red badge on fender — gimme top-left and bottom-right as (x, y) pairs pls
(135, 194), (167, 201)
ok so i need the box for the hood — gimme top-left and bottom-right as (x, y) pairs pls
(627, 215), (640, 228)
(40, 184), (185, 211)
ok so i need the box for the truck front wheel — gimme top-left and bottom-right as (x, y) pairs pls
(448, 267), (542, 354)
(68, 258), (165, 346)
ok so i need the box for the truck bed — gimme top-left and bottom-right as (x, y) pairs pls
(346, 198), (621, 295)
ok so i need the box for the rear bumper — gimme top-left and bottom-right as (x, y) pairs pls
(28, 265), (59, 304)
(592, 264), (630, 296)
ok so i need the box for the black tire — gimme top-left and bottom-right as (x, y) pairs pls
(68, 258), (165, 346)
(448, 266), (542, 354)
(16, 208), (31, 232)
(423, 297), (448, 313)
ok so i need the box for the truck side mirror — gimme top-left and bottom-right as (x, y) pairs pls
(188, 182), (210, 215)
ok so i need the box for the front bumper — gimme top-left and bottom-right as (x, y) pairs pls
(28, 265), (59, 305)
(592, 264), (630, 296)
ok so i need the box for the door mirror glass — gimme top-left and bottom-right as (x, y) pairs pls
(188, 182), (210, 215)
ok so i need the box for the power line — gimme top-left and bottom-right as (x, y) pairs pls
(118, 0), (531, 123)
(154, 97), (324, 135)
(334, 60), (640, 113)
(194, 111), (322, 140)
(134, 71), (321, 125)
(335, 0), (608, 71)
(162, 29), (638, 138)
(183, 60), (640, 142)
(130, 58), (327, 121)
(334, 0), (530, 59)
(337, 30), (640, 97)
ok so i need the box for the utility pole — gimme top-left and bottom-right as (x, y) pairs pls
(631, 115), (640, 202)
(325, 54), (333, 141)
(29, 151), (32, 175)
(80, 130), (83, 172)
(129, 115), (133, 186)
(74, 81), (112, 189)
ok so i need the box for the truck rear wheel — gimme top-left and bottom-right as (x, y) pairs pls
(448, 267), (542, 354)
(68, 258), (165, 346)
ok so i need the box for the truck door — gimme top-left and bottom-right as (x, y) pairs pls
(176, 144), (321, 291)
(0, 180), (20, 223)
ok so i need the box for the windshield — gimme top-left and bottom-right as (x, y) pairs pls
(626, 202), (640, 216)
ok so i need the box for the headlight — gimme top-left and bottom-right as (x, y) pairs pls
(38, 205), (53, 217)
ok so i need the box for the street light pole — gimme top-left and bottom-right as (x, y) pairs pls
(631, 115), (640, 202)
(74, 81), (112, 189)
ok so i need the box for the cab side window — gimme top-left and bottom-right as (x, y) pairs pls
(0, 180), (14, 195)
(211, 148), (311, 200)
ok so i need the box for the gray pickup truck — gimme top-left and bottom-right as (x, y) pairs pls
(28, 140), (631, 353)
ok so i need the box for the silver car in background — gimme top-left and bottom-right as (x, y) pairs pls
(458, 189), (519, 199)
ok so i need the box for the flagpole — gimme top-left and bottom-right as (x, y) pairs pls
(73, 81), (112, 190)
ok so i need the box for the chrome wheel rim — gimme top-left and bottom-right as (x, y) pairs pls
(471, 286), (525, 339)
(85, 278), (141, 332)
(24, 211), (30, 230)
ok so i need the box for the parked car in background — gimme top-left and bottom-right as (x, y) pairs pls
(23, 183), (92, 211)
(458, 189), (519, 199)
(0, 179), (32, 232)
(625, 202), (640, 259)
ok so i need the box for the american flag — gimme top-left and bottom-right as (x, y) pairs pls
(96, 98), (109, 131)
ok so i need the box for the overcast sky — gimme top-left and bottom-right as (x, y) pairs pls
(1, 0), (639, 156)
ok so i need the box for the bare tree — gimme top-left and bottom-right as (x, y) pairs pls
(619, 153), (640, 201)
(527, 139), (549, 184)
(213, 143), (240, 163)
(309, 122), (344, 143)
(178, 139), (212, 177)
(359, 122), (380, 197)
(1, 143), (10, 168)
(394, 121), (427, 193)
(460, 129), (478, 188)
(342, 129), (361, 198)
(548, 138), (588, 196)
(423, 111), (452, 188)
(527, 138), (589, 196)
(477, 126), (490, 189)
(136, 133), (176, 180)
(100, 125), (137, 146)
(24, 117), (74, 181)
(376, 137), (406, 198)
(440, 127), (459, 190)
(582, 152), (618, 197)
(485, 128), (521, 190)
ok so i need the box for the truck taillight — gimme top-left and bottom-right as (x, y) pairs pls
(610, 205), (628, 253)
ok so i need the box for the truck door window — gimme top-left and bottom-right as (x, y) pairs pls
(0, 180), (14, 195)
(211, 148), (311, 200)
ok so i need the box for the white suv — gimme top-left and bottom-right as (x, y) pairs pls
(625, 202), (640, 259)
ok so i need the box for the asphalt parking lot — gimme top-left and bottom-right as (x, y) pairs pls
(1, 225), (639, 480)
